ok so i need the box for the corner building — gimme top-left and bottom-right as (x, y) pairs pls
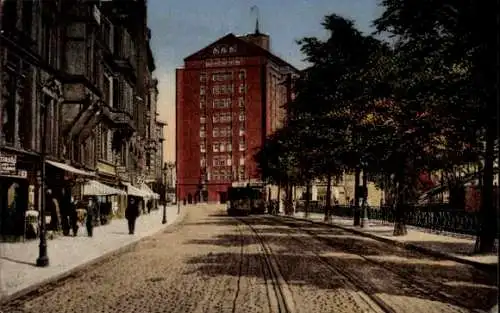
(176, 31), (299, 204)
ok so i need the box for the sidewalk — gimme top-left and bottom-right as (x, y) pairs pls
(0, 205), (184, 301)
(286, 212), (498, 272)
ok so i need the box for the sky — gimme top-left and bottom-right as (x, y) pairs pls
(147, 0), (384, 163)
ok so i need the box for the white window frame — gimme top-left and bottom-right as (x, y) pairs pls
(200, 116), (206, 124)
(213, 144), (219, 152)
(104, 72), (113, 107)
(200, 142), (206, 152)
(239, 157), (245, 166)
(239, 112), (245, 121)
(227, 143), (232, 152)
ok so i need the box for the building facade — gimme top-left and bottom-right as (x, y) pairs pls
(176, 29), (298, 204)
(0, 0), (164, 239)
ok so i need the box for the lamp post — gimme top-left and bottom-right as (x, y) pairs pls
(36, 99), (49, 267)
(360, 164), (369, 228)
(176, 180), (180, 214)
(161, 163), (167, 224)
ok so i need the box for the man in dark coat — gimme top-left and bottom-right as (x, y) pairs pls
(125, 197), (139, 235)
(86, 197), (97, 237)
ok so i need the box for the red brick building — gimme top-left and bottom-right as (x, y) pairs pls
(176, 30), (299, 203)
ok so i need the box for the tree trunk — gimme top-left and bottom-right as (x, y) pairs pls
(393, 165), (408, 236)
(304, 181), (311, 218)
(285, 183), (293, 215)
(324, 175), (332, 222)
(475, 123), (497, 253)
(353, 167), (361, 226)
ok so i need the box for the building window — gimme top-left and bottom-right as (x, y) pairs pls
(239, 112), (246, 121)
(240, 156), (245, 166)
(229, 45), (237, 53)
(200, 72), (207, 82)
(200, 98), (205, 110)
(212, 114), (220, 123)
(213, 156), (226, 167)
(200, 86), (205, 95)
(200, 130), (206, 138)
(238, 97), (244, 108)
(200, 116), (206, 124)
(239, 124), (245, 136)
(213, 144), (219, 152)
(213, 47), (219, 54)
(200, 142), (206, 152)
(213, 128), (219, 137)
(214, 98), (231, 109)
(227, 157), (232, 166)
(227, 143), (232, 152)
(239, 84), (246, 94)
(238, 70), (246, 80)
(239, 138), (246, 151)
(103, 72), (113, 107)
(239, 166), (245, 179)
(200, 158), (206, 167)
(221, 46), (227, 54)
(219, 142), (225, 152)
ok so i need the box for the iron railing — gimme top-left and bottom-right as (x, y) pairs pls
(289, 201), (497, 237)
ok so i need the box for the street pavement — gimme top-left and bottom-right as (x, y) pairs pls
(0, 205), (181, 300)
(0, 204), (497, 313)
(291, 212), (498, 269)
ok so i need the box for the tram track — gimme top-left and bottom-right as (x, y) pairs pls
(236, 217), (296, 313)
(266, 215), (489, 313)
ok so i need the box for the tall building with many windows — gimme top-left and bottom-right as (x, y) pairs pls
(176, 29), (299, 204)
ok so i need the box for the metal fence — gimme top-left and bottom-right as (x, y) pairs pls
(289, 201), (494, 237)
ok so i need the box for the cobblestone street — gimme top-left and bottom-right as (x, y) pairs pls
(1, 205), (497, 313)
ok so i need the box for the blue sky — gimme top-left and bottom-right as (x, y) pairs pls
(148, 0), (383, 161)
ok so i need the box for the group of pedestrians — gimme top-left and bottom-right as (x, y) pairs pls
(44, 188), (143, 237)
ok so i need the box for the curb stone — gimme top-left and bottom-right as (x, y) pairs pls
(0, 208), (188, 305)
(278, 215), (498, 274)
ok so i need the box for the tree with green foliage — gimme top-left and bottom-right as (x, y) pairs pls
(373, 0), (498, 250)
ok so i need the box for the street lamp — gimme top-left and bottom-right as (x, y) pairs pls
(360, 164), (369, 228)
(176, 179), (180, 214)
(162, 163), (167, 224)
(36, 99), (49, 267)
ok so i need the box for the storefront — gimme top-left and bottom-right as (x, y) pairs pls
(0, 150), (38, 240)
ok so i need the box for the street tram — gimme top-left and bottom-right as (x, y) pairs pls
(226, 182), (266, 216)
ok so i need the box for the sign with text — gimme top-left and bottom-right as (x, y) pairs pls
(0, 152), (17, 176)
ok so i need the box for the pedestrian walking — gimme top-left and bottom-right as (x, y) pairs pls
(60, 189), (72, 236)
(86, 197), (97, 237)
(125, 197), (139, 235)
(147, 200), (153, 214)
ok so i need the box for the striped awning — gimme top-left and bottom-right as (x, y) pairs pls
(46, 160), (95, 177)
(83, 180), (126, 196)
(123, 182), (150, 198)
(140, 183), (160, 199)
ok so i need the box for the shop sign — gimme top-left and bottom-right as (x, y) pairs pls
(0, 152), (18, 176)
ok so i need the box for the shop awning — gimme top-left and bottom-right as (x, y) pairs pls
(123, 182), (149, 198)
(83, 180), (126, 196)
(46, 160), (96, 177)
(141, 183), (160, 199)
